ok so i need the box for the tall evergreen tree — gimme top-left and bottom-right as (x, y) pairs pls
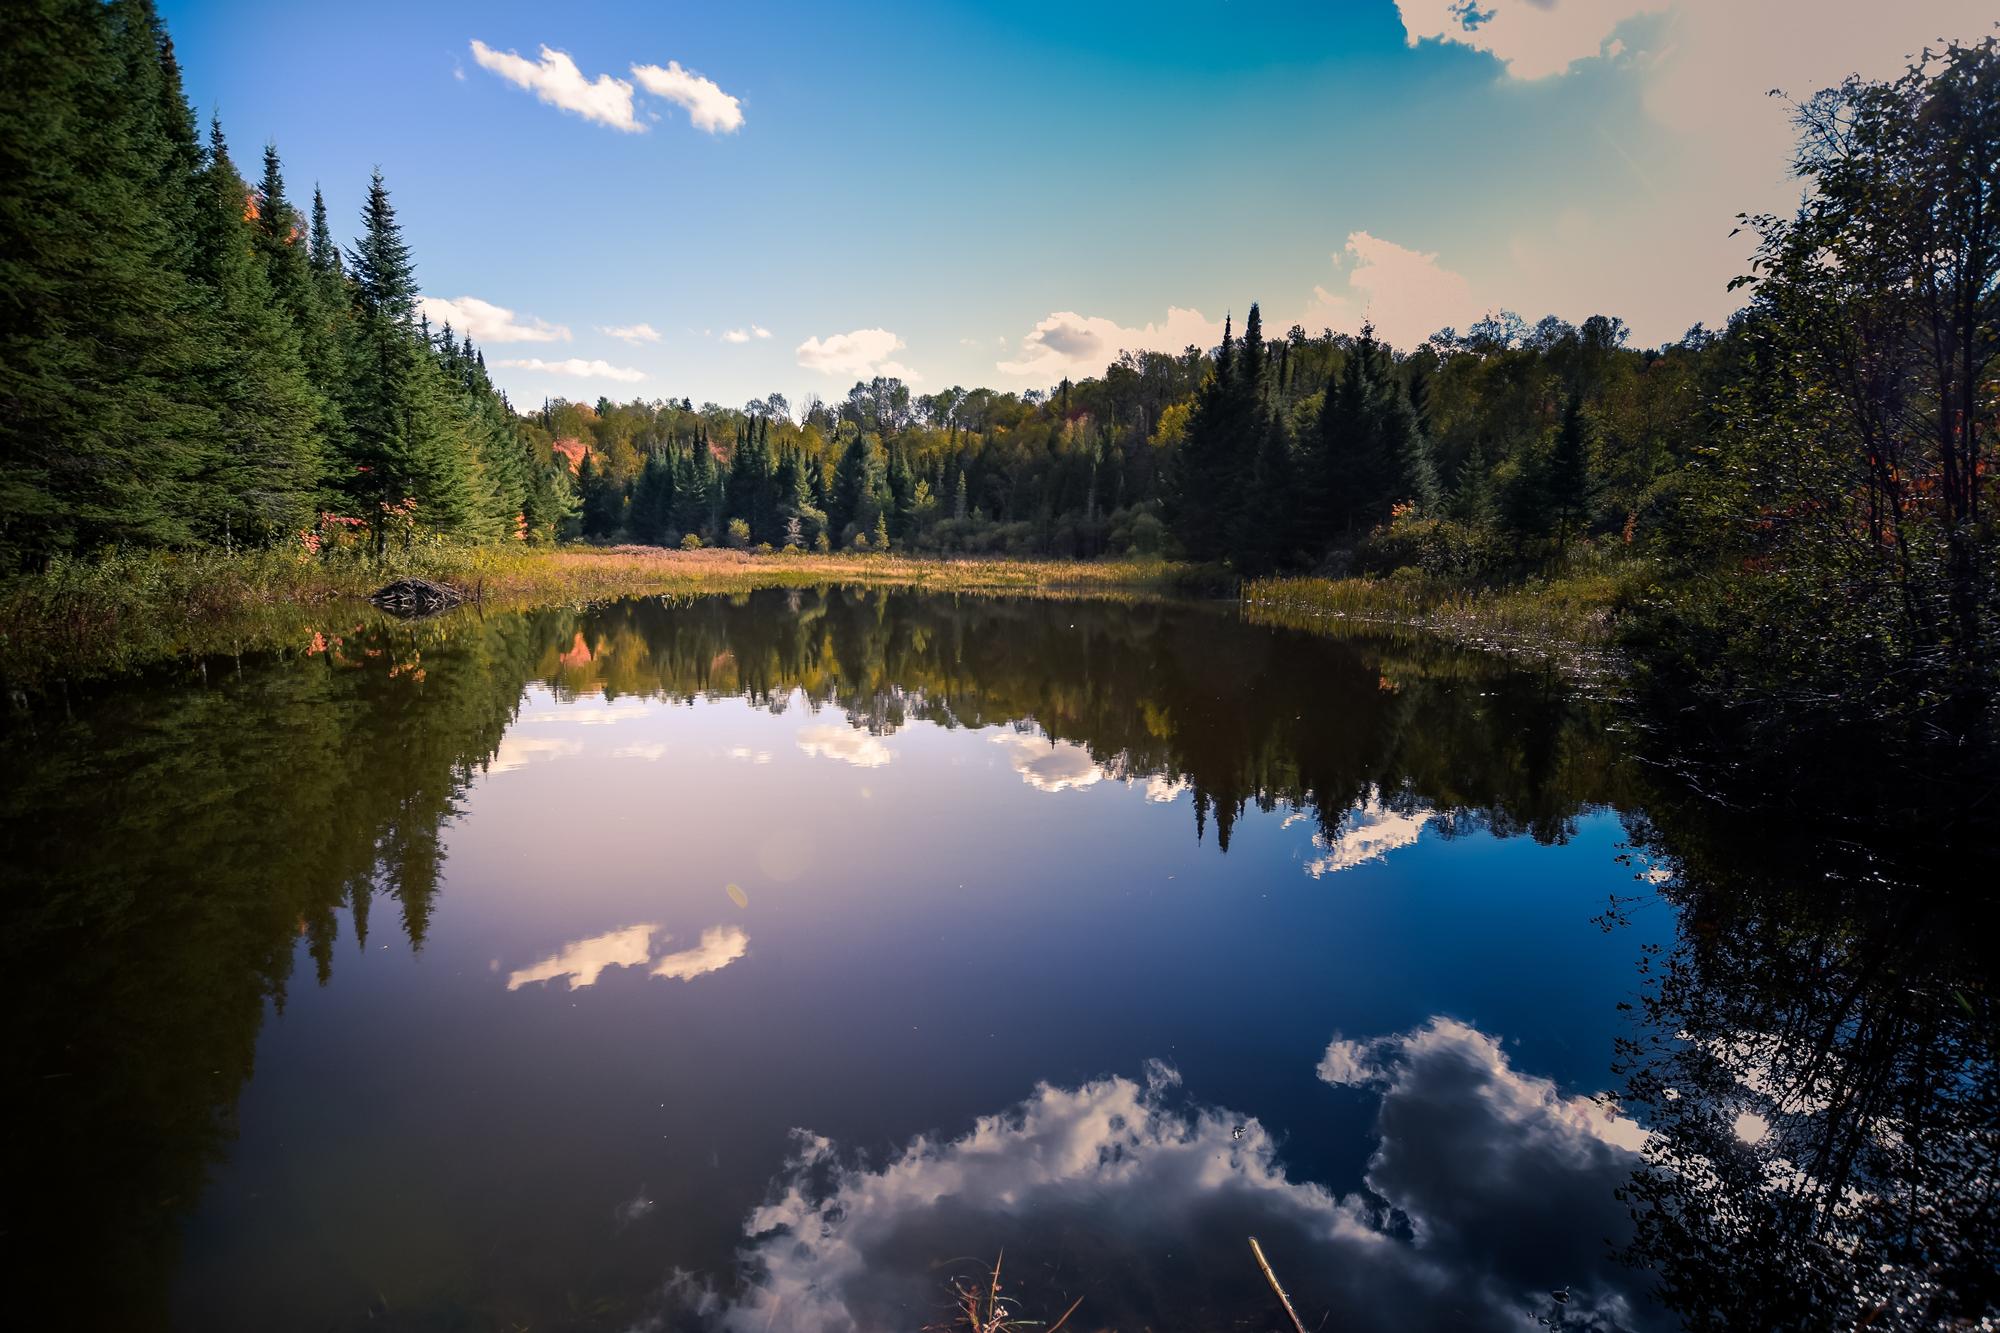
(337, 169), (472, 544)
(1311, 324), (1440, 544)
(1167, 314), (1249, 561)
(188, 117), (323, 545)
(0, 0), (214, 557)
(830, 427), (882, 541)
(1545, 391), (1595, 555)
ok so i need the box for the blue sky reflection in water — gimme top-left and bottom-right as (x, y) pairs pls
(9, 592), (1678, 1330)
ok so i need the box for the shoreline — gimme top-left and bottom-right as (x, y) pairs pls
(0, 545), (1630, 685)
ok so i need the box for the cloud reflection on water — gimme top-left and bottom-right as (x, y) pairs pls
(795, 723), (893, 768)
(506, 923), (749, 991)
(692, 1017), (1655, 1333)
(1305, 791), (1433, 877)
(988, 731), (1105, 793)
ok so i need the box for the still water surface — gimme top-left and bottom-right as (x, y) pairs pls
(6, 589), (1986, 1331)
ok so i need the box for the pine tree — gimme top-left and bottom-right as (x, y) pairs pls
(1167, 314), (1250, 561)
(187, 116), (323, 545)
(576, 450), (623, 538)
(1310, 324), (1441, 545)
(630, 448), (676, 544)
(726, 415), (775, 541)
(337, 169), (474, 544)
(1451, 441), (1499, 531)
(830, 428), (882, 541)
(0, 0), (214, 557)
(1545, 391), (1594, 555)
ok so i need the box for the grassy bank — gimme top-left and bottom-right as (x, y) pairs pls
(0, 545), (1186, 682)
(1, 542), (1643, 685)
(1240, 566), (1638, 678)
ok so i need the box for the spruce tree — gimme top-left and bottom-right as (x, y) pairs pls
(1545, 391), (1594, 555)
(0, 0), (214, 557)
(337, 169), (474, 544)
(830, 428), (882, 541)
(1167, 314), (1249, 561)
(188, 117), (323, 545)
(1311, 324), (1440, 545)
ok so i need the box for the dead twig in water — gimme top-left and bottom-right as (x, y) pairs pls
(928, 1251), (1083, 1333)
(1249, 1235), (1309, 1333)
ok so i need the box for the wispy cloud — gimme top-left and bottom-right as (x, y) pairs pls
(630, 60), (745, 133)
(498, 357), (646, 383)
(795, 328), (918, 381)
(601, 322), (662, 344)
(469, 40), (640, 132)
(418, 294), (569, 344)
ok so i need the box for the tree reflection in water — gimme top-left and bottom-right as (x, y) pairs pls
(2, 586), (1990, 1329)
(1614, 789), (1998, 1331)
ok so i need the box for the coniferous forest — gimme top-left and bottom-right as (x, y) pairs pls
(2, 2), (1995, 762)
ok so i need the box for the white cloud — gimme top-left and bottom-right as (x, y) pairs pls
(1393, 1), (1996, 343)
(417, 294), (569, 344)
(721, 328), (751, 344)
(507, 923), (657, 990)
(630, 60), (745, 133)
(601, 322), (662, 344)
(727, 746), (773, 765)
(796, 723), (893, 768)
(698, 1016), (1651, 1331)
(1297, 231), (1478, 352)
(485, 734), (581, 774)
(795, 328), (919, 382)
(525, 699), (652, 725)
(1303, 791), (1434, 878)
(469, 40), (641, 132)
(506, 922), (748, 990)
(1393, 0), (1666, 80)
(751, 325), (772, 339)
(996, 306), (1221, 381)
(498, 357), (646, 383)
(989, 732), (1105, 794)
(651, 925), (750, 980)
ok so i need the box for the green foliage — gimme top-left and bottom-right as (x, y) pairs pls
(1633, 37), (2000, 760)
(0, 13), (551, 567)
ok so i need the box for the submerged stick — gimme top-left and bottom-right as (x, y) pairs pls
(1248, 1235), (1309, 1333)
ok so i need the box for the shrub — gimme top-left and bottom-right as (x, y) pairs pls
(680, 532), (703, 551)
(1357, 514), (1497, 581)
(726, 518), (751, 549)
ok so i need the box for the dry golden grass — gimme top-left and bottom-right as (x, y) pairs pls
(0, 545), (1186, 681)
(1240, 569), (1630, 676)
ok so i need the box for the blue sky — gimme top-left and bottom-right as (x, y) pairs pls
(161, 0), (1992, 410)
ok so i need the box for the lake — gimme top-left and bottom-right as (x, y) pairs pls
(4, 589), (1991, 1331)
